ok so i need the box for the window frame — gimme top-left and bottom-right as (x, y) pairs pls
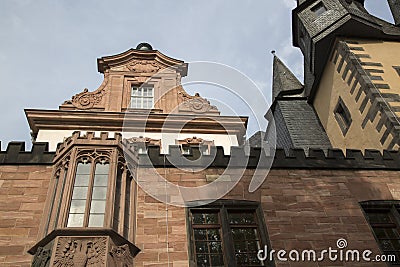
(393, 66), (400, 76)
(360, 200), (400, 265)
(130, 85), (154, 109)
(186, 200), (274, 267)
(66, 156), (111, 228)
(334, 97), (352, 136)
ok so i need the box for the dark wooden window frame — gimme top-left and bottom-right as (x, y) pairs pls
(360, 200), (400, 266)
(186, 200), (274, 267)
(393, 66), (400, 76)
(334, 97), (352, 136)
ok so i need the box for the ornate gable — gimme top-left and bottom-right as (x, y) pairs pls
(59, 43), (219, 115)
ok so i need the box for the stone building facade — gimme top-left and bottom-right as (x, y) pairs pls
(1, 0), (400, 266)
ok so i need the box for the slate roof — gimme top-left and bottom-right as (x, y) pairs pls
(272, 99), (332, 154)
(272, 55), (304, 101)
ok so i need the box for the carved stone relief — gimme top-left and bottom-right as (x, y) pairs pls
(53, 237), (107, 266)
(126, 136), (161, 146)
(178, 136), (205, 145)
(109, 244), (134, 267)
(178, 91), (218, 113)
(128, 60), (161, 73)
(32, 246), (51, 267)
(63, 88), (106, 110)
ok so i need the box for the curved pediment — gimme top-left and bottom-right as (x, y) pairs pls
(97, 45), (188, 76)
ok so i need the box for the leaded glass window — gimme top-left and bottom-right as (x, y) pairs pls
(189, 203), (272, 267)
(361, 201), (400, 265)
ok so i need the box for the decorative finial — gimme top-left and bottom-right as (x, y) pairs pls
(271, 50), (276, 55)
(136, 43), (153, 51)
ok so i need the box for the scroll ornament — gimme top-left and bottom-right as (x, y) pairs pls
(64, 88), (105, 110)
(178, 91), (218, 113)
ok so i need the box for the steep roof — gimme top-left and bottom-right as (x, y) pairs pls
(272, 55), (304, 101)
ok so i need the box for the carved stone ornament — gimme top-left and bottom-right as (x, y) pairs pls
(128, 60), (160, 73)
(53, 237), (107, 267)
(178, 91), (218, 113)
(32, 246), (51, 267)
(126, 136), (161, 146)
(180, 136), (204, 145)
(109, 244), (134, 267)
(63, 88), (106, 110)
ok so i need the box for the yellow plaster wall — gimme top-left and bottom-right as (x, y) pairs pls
(313, 39), (400, 151)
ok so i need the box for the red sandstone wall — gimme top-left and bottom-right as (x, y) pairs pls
(0, 165), (397, 267)
(0, 165), (52, 266)
(134, 168), (398, 267)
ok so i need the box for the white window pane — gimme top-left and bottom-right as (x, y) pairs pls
(67, 213), (84, 227)
(130, 88), (154, 109)
(92, 187), (107, 200)
(76, 163), (91, 175)
(90, 200), (106, 213)
(74, 175), (90, 186)
(132, 98), (137, 108)
(88, 214), (105, 227)
(71, 187), (88, 200)
(70, 199), (86, 213)
(95, 163), (109, 175)
(94, 175), (108, 186)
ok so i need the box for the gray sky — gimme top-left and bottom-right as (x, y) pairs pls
(0, 0), (394, 149)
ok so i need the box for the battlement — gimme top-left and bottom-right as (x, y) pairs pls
(1, 141), (399, 169)
(0, 142), (55, 165)
(54, 131), (122, 160)
(137, 145), (400, 170)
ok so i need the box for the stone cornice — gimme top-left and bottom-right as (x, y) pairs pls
(97, 48), (188, 76)
(25, 109), (248, 141)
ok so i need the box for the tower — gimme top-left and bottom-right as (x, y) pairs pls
(269, 0), (400, 151)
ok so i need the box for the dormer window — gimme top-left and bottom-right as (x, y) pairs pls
(131, 86), (154, 109)
(125, 136), (161, 154)
(312, 2), (327, 17)
(181, 144), (191, 155)
(176, 137), (214, 155)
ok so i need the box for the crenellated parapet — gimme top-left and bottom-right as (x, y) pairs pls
(1, 140), (399, 169)
(0, 142), (54, 164)
(54, 131), (122, 162)
(136, 145), (400, 170)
